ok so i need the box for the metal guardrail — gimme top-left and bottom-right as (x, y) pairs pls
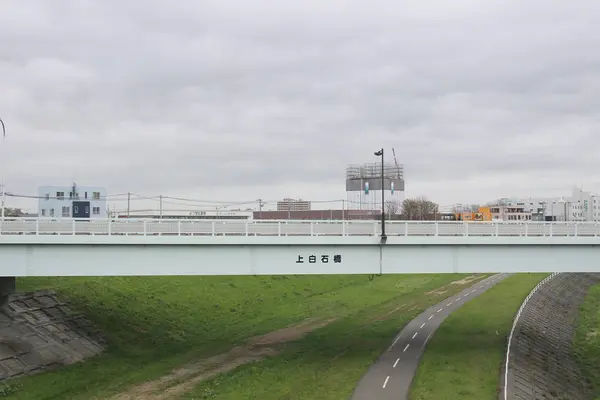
(0, 218), (600, 237)
(503, 272), (560, 400)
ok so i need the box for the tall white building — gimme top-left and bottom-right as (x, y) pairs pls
(567, 186), (598, 221)
(38, 184), (107, 218)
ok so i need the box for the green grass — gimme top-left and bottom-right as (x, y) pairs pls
(409, 273), (548, 400)
(574, 283), (600, 398)
(181, 275), (491, 400)
(6, 274), (488, 399)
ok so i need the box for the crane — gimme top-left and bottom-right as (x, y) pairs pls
(391, 148), (401, 179)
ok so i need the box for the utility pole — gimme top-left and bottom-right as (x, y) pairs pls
(258, 198), (264, 219)
(374, 148), (386, 238)
(159, 195), (163, 219)
(127, 192), (131, 217)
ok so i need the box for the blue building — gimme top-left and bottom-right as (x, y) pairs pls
(37, 183), (107, 218)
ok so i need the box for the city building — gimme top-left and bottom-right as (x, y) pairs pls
(253, 209), (378, 220)
(38, 183), (107, 218)
(489, 205), (532, 221)
(564, 186), (599, 221)
(488, 186), (600, 222)
(455, 207), (493, 221)
(116, 210), (252, 220)
(276, 198), (311, 211)
(494, 197), (557, 219)
(345, 161), (405, 211)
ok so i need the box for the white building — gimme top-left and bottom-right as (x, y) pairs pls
(38, 184), (107, 218)
(489, 204), (532, 221)
(567, 186), (598, 221)
(490, 186), (600, 222)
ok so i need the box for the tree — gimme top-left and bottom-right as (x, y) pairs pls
(453, 204), (480, 213)
(384, 200), (400, 218)
(3, 207), (24, 217)
(401, 198), (420, 220)
(467, 204), (480, 212)
(401, 197), (439, 220)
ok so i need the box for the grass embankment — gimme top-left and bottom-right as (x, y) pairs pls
(574, 283), (600, 398)
(6, 274), (488, 399)
(178, 274), (489, 400)
(409, 273), (548, 400)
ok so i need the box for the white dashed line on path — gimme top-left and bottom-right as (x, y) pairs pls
(365, 274), (510, 397)
(422, 332), (433, 349)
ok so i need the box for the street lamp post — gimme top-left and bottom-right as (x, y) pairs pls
(0, 118), (5, 220)
(374, 148), (386, 238)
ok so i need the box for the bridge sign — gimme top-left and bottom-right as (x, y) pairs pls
(296, 254), (342, 264)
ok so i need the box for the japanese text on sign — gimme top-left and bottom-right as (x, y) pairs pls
(296, 254), (342, 264)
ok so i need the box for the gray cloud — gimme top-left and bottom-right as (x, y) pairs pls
(1, 0), (600, 212)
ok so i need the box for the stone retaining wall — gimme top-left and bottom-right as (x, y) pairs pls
(504, 273), (600, 400)
(0, 290), (105, 381)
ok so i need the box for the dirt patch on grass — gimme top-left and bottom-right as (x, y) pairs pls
(426, 288), (447, 296)
(108, 317), (336, 400)
(586, 329), (600, 339)
(425, 274), (484, 296)
(248, 317), (335, 346)
(450, 275), (481, 286)
(369, 303), (411, 323)
(370, 276), (488, 324)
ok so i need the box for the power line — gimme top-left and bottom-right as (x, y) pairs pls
(5, 192), (130, 200)
(4, 188), (463, 216)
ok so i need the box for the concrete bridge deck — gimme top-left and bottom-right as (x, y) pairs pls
(0, 219), (598, 278)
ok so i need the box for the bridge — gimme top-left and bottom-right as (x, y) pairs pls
(0, 218), (599, 279)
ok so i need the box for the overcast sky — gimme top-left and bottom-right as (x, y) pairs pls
(1, 0), (600, 212)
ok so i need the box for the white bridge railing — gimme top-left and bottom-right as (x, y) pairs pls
(0, 218), (600, 237)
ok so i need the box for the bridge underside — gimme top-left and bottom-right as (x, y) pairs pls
(1, 236), (600, 277)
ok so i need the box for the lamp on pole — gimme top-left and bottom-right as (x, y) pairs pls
(374, 148), (386, 238)
(0, 117), (5, 220)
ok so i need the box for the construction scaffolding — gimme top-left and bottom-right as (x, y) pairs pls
(345, 162), (405, 211)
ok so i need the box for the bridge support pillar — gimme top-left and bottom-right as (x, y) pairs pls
(0, 277), (16, 308)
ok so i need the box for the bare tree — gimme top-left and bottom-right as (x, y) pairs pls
(3, 207), (24, 217)
(384, 200), (400, 218)
(417, 196), (439, 220)
(452, 204), (479, 213)
(467, 204), (480, 212)
(401, 198), (420, 220)
(401, 197), (439, 220)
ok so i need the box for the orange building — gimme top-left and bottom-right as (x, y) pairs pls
(455, 207), (492, 222)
